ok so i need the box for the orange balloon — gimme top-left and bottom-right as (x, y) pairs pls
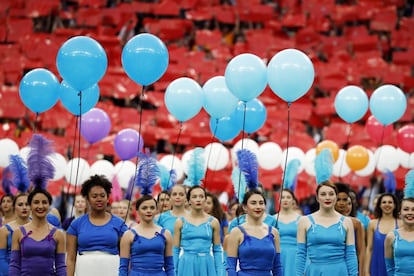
(346, 145), (369, 171)
(316, 140), (339, 161)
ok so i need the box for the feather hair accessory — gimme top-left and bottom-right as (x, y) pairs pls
(404, 169), (414, 199)
(383, 170), (396, 194)
(27, 134), (55, 190)
(236, 149), (259, 190)
(135, 153), (160, 195)
(314, 148), (333, 185)
(124, 176), (135, 200)
(158, 164), (176, 191)
(9, 155), (30, 193)
(111, 175), (123, 202)
(184, 147), (206, 187)
(232, 167), (247, 203)
(2, 167), (13, 195)
(283, 159), (301, 190)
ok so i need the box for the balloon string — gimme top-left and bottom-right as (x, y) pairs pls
(33, 113), (39, 133)
(204, 118), (220, 189)
(338, 123), (353, 181)
(67, 115), (79, 219)
(167, 122), (183, 186)
(236, 101), (248, 228)
(276, 102), (292, 228)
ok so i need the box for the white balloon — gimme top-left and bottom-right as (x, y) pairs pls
(333, 149), (350, 177)
(397, 148), (414, 169)
(0, 138), (19, 167)
(19, 147), (30, 162)
(375, 145), (399, 172)
(114, 160), (136, 189)
(281, 147), (305, 173)
(204, 143), (229, 171)
(257, 142), (282, 170)
(65, 158), (90, 186)
(181, 149), (194, 175)
(49, 153), (67, 181)
(355, 149), (376, 176)
(159, 155), (184, 181)
(231, 138), (259, 166)
(91, 160), (115, 182)
(304, 148), (316, 176)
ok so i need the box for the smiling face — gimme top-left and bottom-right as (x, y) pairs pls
(400, 199), (414, 226)
(137, 198), (157, 223)
(244, 193), (266, 219)
(30, 193), (50, 219)
(380, 195), (396, 216)
(88, 186), (108, 212)
(317, 185), (337, 210)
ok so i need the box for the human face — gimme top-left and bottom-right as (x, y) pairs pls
(1, 196), (13, 213)
(189, 188), (206, 211)
(88, 186), (108, 212)
(118, 201), (129, 219)
(158, 193), (171, 213)
(400, 200), (414, 226)
(111, 202), (120, 216)
(281, 191), (294, 210)
(229, 203), (238, 220)
(138, 199), (157, 223)
(317, 185), (336, 209)
(204, 196), (213, 214)
(335, 192), (349, 215)
(75, 195), (86, 213)
(380, 195), (395, 215)
(170, 186), (186, 208)
(30, 193), (50, 219)
(244, 194), (265, 219)
(14, 195), (30, 219)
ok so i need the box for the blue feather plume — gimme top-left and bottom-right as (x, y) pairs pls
(283, 159), (301, 190)
(158, 164), (176, 191)
(28, 134), (55, 190)
(9, 155), (30, 193)
(124, 176), (135, 200)
(184, 147), (206, 187)
(232, 167), (247, 203)
(314, 148), (333, 185)
(236, 149), (258, 190)
(2, 167), (13, 195)
(383, 170), (396, 194)
(135, 153), (160, 195)
(404, 169), (414, 199)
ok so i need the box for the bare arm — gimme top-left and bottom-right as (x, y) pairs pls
(225, 228), (241, 258)
(211, 218), (221, 246)
(353, 218), (365, 276)
(66, 234), (77, 276)
(173, 219), (183, 248)
(164, 230), (173, 257)
(0, 227), (8, 249)
(119, 230), (133, 259)
(365, 220), (376, 276)
(344, 217), (355, 246)
(272, 228), (281, 253)
(384, 232), (395, 259)
(55, 230), (66, 254)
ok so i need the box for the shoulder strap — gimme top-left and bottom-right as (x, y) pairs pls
(237, 225), (247, 237)
(395, 219), (399, 229)
(47, 227), (58, 240)
(130, 228), (138, 237)
(308, 214), (315, 225)
(5, 224), (13, 233)
(208, 216), (214, 223)
(340, 215), (345, 222)
(160, 228), (166, 235)
(268, 225), (272, 235)
(19, 226), (26, 235)
(394, 229), (399, 238)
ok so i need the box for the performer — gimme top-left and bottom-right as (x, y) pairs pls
(205, 192), (228, 243)
(62, 194), (88, 230)
(157, 191), (171, 214)
(226, 189), (282, 275)
(0, 168), (16, 226)
(119, 199), (136, 228)
(66, 175), (127, 276)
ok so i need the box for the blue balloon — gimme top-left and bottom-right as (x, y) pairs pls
(165, 77), (203, 122)
(334, 85), (369, 123)
(210, 116), (240, 141)
(225, 53), (267, 102)
(122, 33), (169, 86)
(234, 99), (267, 133)
(59, 81), (100, 115)
(203, 76), (238, 118)
(267, 49), (315, 103)
(56, 36), (107, 91)
(369, 84), (407, 126)
(19, 68), (59, 113)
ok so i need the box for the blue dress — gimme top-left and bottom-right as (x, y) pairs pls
(228, 214), (276, 232)
(0, 224), (13, 275)
(177, 216), (218, 276)
(305, 215), (348, 275)
(155, 211), (179, 237)
(371, 219), (398, 276)
(393, 229), (414, 276)
(277, 216), (300, 276)
(129, 228), (168, 276)
(237, 225), (278, 275)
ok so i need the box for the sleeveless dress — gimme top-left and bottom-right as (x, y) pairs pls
(129, 228), (168, 276)
(228, 214), (276, 232)
(0, 224), (13, 275)
(155, 211), (179, 237)
(177, 216), (217, 276)
(371, 219), (398, 276)
(237, 225), (277, 275)
(277, 216), (300, 276)
(305, 215), (348, 275)
(393, 229), (414, 276)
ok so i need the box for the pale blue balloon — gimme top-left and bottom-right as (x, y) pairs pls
(203, 76), (238, 118)
(122, 33), (169, 86)
(334, 85), (369, 123)
(267, 49), (315, 103)
(59, 81), (100, 115)
(19, 68), (59, 113)
(225, 53), (267, 102)
(234, 99), (267, 134)
(369, 84), (407, 126)
(210, 116), (240, 141)
(165, 77), (203, 122)
(57, 36), (107, 91)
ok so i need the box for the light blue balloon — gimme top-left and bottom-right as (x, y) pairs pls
(225, 53), (267, 102)
(267, 48), (315, 103)
(369, 84), (407, 126)
(334, 85), (369, 123)
(165, 77), (203, 122)
(59, 81), (100, 115)
(203, 76), (238, 118)
(56, 36), (107, 91)
(122, 33), (169, 86)
(209, 116), (240, 141)
(234, 99), (267, 133)
(19, 68), (59, 113)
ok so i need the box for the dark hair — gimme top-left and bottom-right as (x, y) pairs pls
(1, 194), (14, 204)
(186, 185), (206, 201)
(282, 188), (297, 202)
(206, 192), (226, 223)
(81, 175), (112, 199)
(316, 181), (338, 195)
(157, 190), (170, 202)
(348, 189), (359, 217)
(28, 189), (52, 205)
(136, 195), (157, 210)
(374, 193), (399, 219)
(334, 182), (350, 195)
(242, 189), (266, 206)
(401, 198), (414, 210)
(13, 193), (28, 207)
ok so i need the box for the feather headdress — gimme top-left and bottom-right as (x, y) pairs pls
(236, 149), (259, 190)
(383, 170), (396, 194)
(135, 153), (160, 195)
(2, 167), (13, 195)
(111, 175), (123, 202)
(283, 159), (301, 190)
(9, 155), (30, 193)
(184, 147), (206, 187)
(123, 176), (135, 200)
(27, 134), (55, 190)
(232, 166), (247, 203)
(314, 148), (333, 185)
(404, 169), (414, 199)
(158, 164), (176, 191)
